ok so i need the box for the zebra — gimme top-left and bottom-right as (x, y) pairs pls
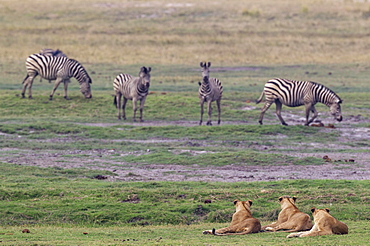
(39, 49), (68, 83)
(39, 48), (67, 58)
(198, 62), (223, 125)
(256, 78), (343, 126)
(21, 54), (92, 100)
(113, 66), (151, 122)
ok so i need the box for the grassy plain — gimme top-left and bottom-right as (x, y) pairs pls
(0, 0), (370, 245)
(0, 163), (369, 245)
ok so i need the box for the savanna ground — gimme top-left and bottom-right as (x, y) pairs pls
(0, 0), (370, 245)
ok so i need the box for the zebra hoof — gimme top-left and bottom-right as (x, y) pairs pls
(49, 97), (53, 101)
(258, 121), (263, 125)
(206, 122), (212, 126)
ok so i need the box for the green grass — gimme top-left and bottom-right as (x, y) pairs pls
(0, 0), (370, 245)
(1, 221), (368, 246)
(0, 162), (369, 245)
(1, 162), (369, 226)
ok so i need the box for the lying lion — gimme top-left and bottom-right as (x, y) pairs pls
(287, 207), (348, 238)
(261, 196), (312, 232)
(203, 199), (261, 236)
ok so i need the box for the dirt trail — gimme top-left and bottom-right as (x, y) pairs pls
(0, 117), (369, 182)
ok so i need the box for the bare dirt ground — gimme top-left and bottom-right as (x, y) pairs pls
(1, 114), (369, 182)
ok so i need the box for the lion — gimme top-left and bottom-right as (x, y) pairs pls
(287, 207), (348, 238)
(202, 199), (261, 236)
(261, 196), (312, 232)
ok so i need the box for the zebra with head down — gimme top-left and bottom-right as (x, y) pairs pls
(256, 78), (343, 126)
(22, 54), (92, 100)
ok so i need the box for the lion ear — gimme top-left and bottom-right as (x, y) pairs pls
(248, 200), (253, 206)
(311, 207), (316, 213)
(292, 197), (297, 202)
(278, 197), (283, 202)
(325, 208), (330, 213)
(233, 200), (238, 205)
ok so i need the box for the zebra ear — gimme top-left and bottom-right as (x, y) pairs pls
(148, 67), (151, 73)
(207, 62), (211, 68)
(200, 62), (204, 68)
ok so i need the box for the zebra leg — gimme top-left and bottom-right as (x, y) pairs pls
(27, 77), (35, 99)
(206, 100), (213, 126)
(132, 98), (138, 122)
(115, 94), (122, 120)
(305, 105), (318, 125)
(63, 81), (70, 100)
(216, 99), (221, 125)
(21, 75), (33, 99)
(122, 97), (128, 120)
(259, 101), (273, 125)
(50, 78), (64, 100)
(139, 97), (146, 122)
(275, 100), (288, 126)
(199, 99), (205, 125)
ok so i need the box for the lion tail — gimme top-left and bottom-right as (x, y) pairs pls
(212, 228), (258, 236)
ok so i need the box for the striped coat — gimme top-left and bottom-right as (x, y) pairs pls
(22, 54), (92, 100)
(256, 78), (342, 125)
(113, 67), (151, 122)
(198, 62), (223, 125)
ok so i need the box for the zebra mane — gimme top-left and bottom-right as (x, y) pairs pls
(66, 59), (91, 84)
(309, 81), (342, 103)
(310, 81), (342, 103)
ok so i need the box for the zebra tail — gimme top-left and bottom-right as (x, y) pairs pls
(256, 91), (265, 104)
(22, 74), (29, 84)
(113, 96), (117, 107)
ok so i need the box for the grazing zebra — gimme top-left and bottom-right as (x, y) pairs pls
(256, 78), (343, 126)
(198, 62), (223, 125)
(21, 54), (92, 100)
(39, 48), (67, 58)
(113, 67), (151, 122)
